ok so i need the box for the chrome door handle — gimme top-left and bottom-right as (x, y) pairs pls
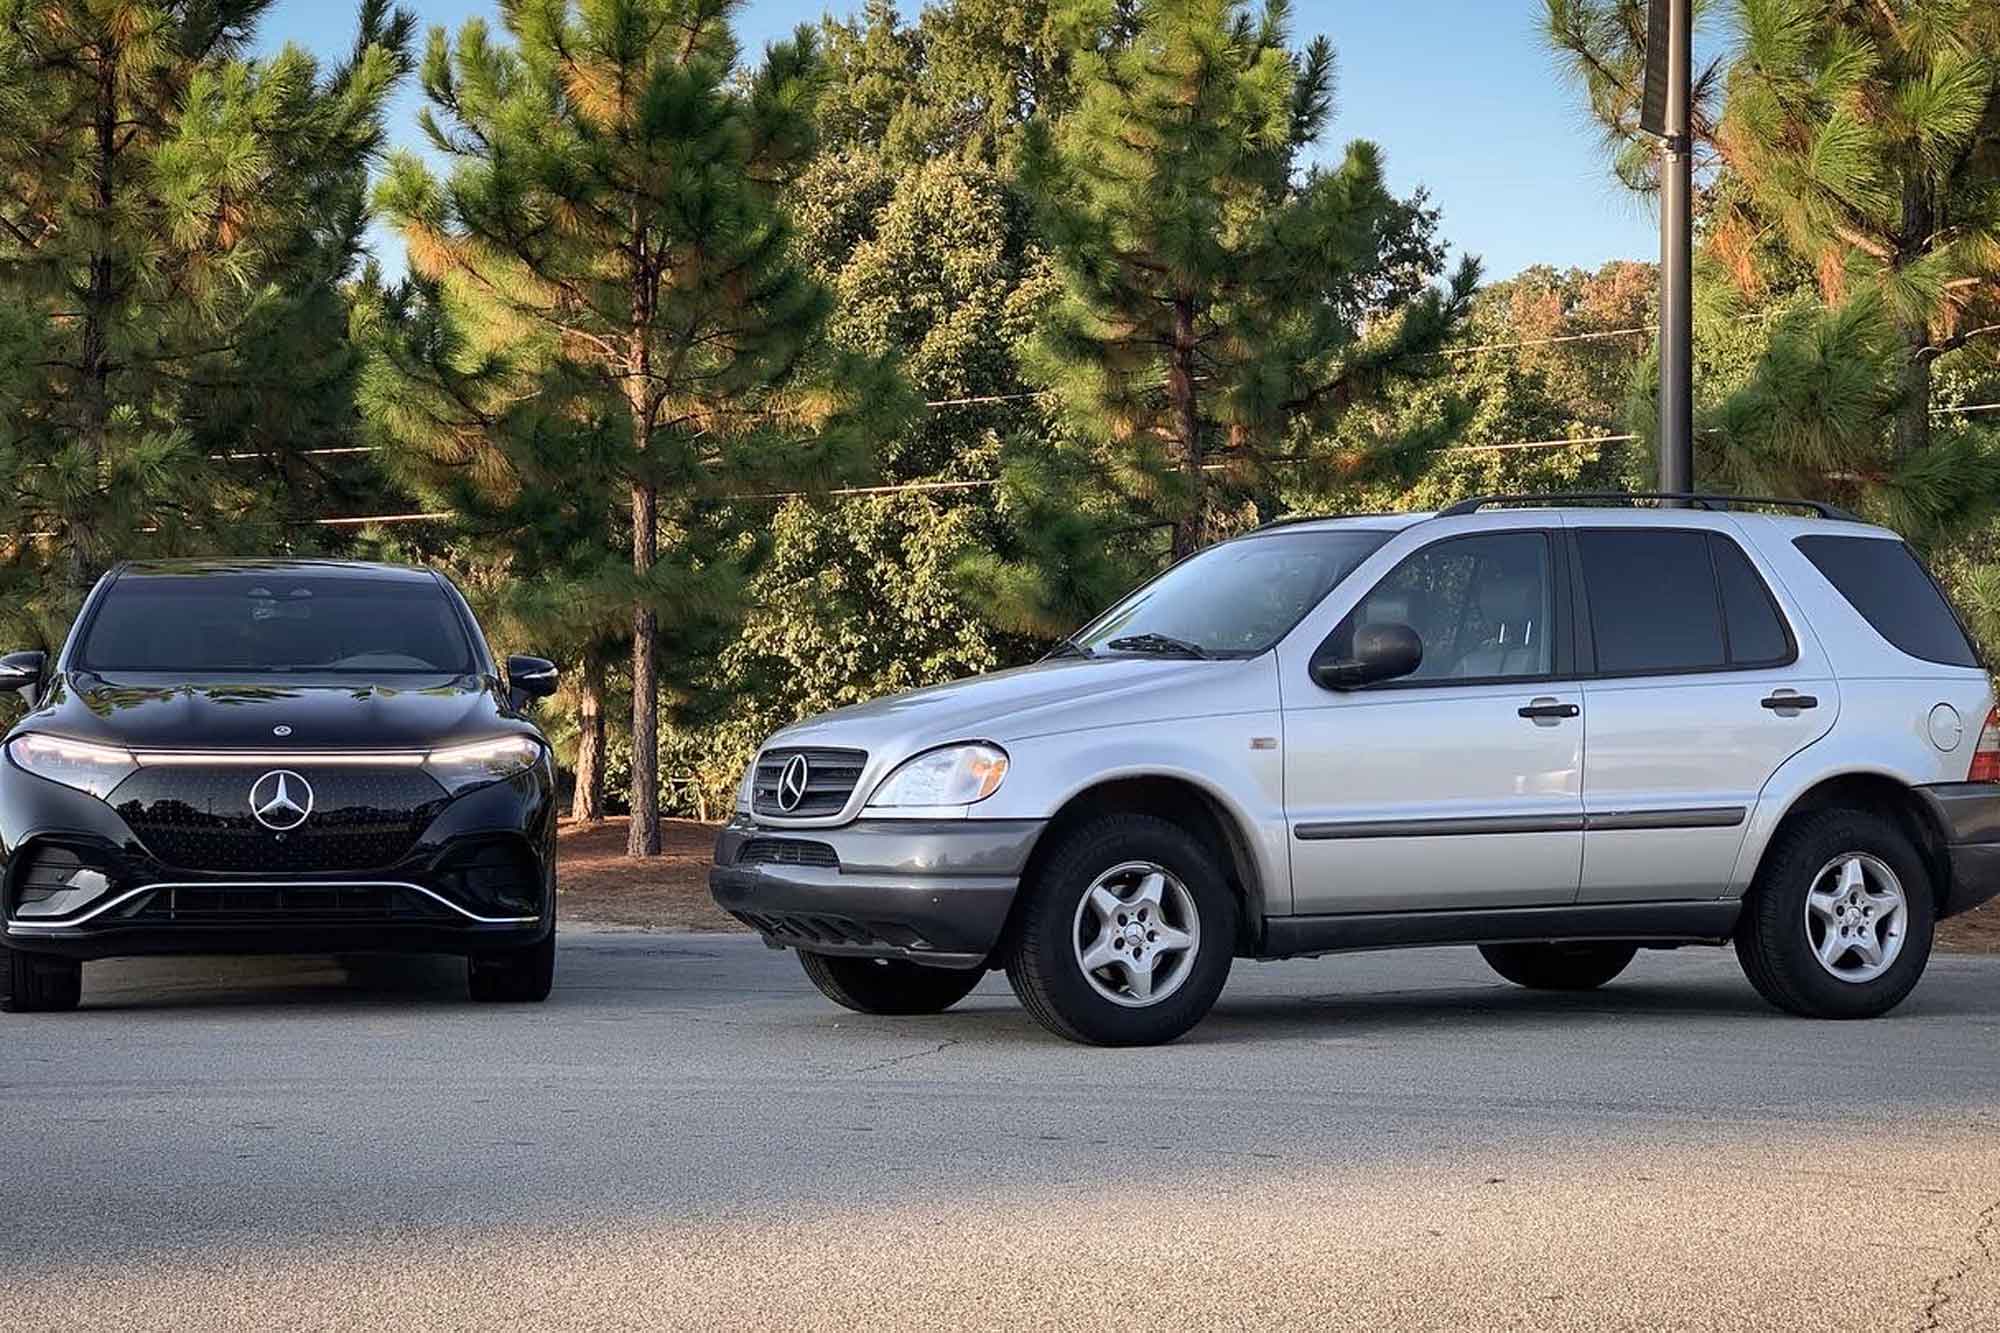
(1519, 699), (1579, 721)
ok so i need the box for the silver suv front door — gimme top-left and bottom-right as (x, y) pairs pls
(1279, 529), (1585, 915)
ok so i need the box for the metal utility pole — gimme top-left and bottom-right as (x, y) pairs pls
(1641, 0), (1694, 495)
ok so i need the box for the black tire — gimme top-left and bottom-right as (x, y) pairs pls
(1004, 813), (1237, 1046)
(468, 930), (555, 1004)
(2, 947), (83, 1014)
(1735, 807), (1935, 1020)
(798, 952), (984, 1015)
(1478, 941), (1638, 991)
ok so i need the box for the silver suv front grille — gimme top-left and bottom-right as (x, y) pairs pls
(752, 748), (867, 818)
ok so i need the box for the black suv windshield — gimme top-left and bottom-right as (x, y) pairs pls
(1073, 529), (1394, 659)
(75, 572), (477, 675)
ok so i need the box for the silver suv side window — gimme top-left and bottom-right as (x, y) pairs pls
(1333, 532), (1555, 682)
(1576, 529), (1797, 675)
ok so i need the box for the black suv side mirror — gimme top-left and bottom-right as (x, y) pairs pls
(506, 655), (559, 710)
(0, 651), (46, 705)
(1310, 624), (1422, 691)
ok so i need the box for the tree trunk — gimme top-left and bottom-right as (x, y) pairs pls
(1894, 322), (1932, 458)
(628, 482), (661, 857)
(70, 42), (121, 593)
(1167, 296), (1204, 561)
(570, 654), (606, 825)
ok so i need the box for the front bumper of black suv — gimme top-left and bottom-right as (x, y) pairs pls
(709, 816), (1044, 968)
(1, 765), (555, 962)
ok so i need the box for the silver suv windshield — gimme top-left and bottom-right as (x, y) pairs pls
(1070, 529), (1394, 660)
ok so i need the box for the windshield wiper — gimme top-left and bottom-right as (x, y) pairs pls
(1105, 633), (1211, 659)
(1046, 637), (1095, 660)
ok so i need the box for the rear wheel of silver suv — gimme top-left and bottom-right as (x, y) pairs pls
(1005, 814), (1236, 1046)
(1735, 808), (1935, 1019)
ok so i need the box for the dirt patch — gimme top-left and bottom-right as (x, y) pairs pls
(557, 817), (741, 931)
(1939, 898), (2000, 955)
(558, 815), (2000, 952)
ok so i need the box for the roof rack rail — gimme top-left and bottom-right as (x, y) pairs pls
(1251, 510), (1405, 531)
(1436, 491), (1859, 521)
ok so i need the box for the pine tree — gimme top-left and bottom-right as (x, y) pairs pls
(0, 0), (412, 621)
(1012, 0), (1479, 572)
(378, 0), (907, 857)
(1546, 0), (2000, 488)
(358, 275), (647, 824)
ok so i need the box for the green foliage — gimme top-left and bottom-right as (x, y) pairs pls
(0, 0), (413, 641)
(1002, 0), (1479, 605)
(377, 0), (916, 850)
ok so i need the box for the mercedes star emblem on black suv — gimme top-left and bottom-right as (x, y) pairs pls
(776, 753), (811, 812)
(249, 770), (313, 831)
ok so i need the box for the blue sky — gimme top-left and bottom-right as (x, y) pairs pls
(262, 0), (1661, 281)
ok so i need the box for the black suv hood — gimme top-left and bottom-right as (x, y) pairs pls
(18, 671), (530, 752)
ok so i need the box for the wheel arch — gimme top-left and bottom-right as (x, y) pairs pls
(1747, 770), (1951, 913)
(992, 773), (1268, 962)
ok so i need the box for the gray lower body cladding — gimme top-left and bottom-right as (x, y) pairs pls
(1915, 782), (2000, 919)
(709, 818), (1045, 969)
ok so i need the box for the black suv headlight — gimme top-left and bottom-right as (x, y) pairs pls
(4, 734), (137, 800)
(425, 736), (544, 795)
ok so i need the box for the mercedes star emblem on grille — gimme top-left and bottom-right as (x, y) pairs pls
(249, 769), (314, 831)
(776, 754), (811, 812)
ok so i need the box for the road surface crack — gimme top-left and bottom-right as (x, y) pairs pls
(847, 1038), (958, 1075)
(1917, 1195), (2000, 1331)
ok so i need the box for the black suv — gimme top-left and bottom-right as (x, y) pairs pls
(0, 559), (560, 1012)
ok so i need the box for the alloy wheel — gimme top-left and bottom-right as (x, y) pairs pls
(1070, 860), (1201, 1008)
(1803, 853), (1908, 985)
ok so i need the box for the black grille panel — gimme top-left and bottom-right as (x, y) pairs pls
(752, 747), (867, 817)
(433, 839), (543, 916)
(737, 838), (839, 869)
(14, 846), (113, 906)
(110, 766), (448, 873)
(129, 882), (454, 923)
(730, 910), (926, 951)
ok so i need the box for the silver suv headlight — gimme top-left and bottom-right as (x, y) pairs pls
(426, 735), (544, 795)
(4, 734), (137, 800)
(735, 756), (758, 812)
(865, 743), (1009, 811)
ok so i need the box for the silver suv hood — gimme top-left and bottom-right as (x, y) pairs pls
(767, 656), (1264, 755)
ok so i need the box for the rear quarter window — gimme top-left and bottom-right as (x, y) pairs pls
(1793, 535), (1980, 668)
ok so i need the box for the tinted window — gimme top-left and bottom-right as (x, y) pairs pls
(1710, 535), (1793, 666)
(1795, 535), (1980, 667)
(77, 573), (477, 674)
(1578, 530), (1724, 674)
(1332, 532), (1555, 681)
(1075, 529), (1392, 658)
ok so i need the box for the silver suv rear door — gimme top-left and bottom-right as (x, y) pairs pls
(1570, 516), (1836, 904)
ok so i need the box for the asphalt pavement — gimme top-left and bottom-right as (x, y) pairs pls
(3, 928), (1998, 1331)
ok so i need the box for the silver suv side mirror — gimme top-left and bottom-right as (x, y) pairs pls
(1310, 624), (1422, 691)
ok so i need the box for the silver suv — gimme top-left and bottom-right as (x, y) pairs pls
(711, 494), (2000, 1045)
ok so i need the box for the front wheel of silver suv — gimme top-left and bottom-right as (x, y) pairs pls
(1735, 808), (1935, 1020)
(1004, 814), (1236, 1046)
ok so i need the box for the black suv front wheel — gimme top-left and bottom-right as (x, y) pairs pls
(2, 946), (82, 1014)
(1005, 814), (1236, 1046)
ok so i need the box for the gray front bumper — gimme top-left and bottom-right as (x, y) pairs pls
(708, 817), (1045, 969)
